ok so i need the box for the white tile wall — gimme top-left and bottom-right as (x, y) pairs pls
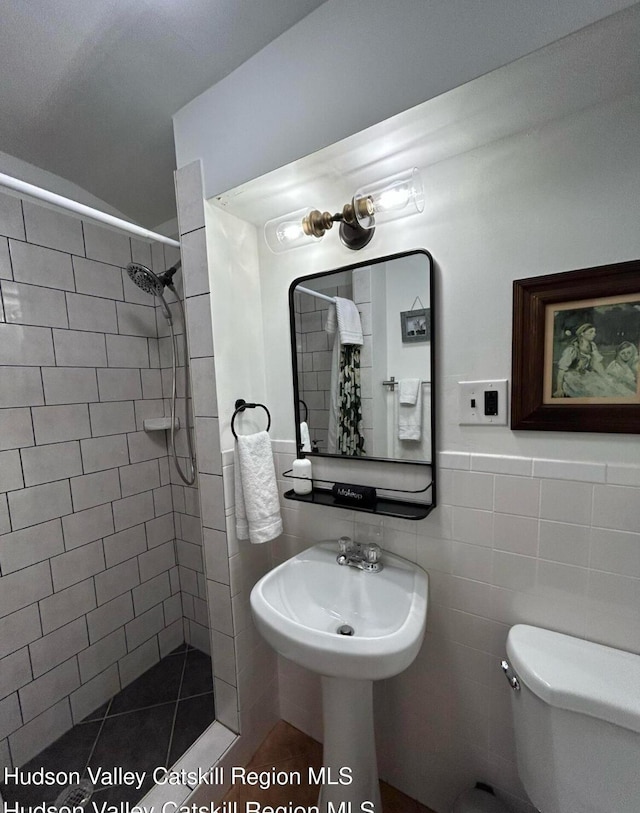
(0, 239), (12, 281)
(7, 480), (73, 530)
(0, 324), (55, 366)
(9, 240), (74, 290)
(0, 192), (25, 241)
(73, 256), (124, 299)
(66, 292), (118, 333)
(0, 367), (44, 409)
(42, 367), (99, 405)
(52, 328), (107, 367)
(22, 202), (84, 255)
(0, 519), (64, 574)
(0, 606), (42, 661)
(2, 281), (68, 328)
(0, 408), (35, 449)
(0, 202), (193, 769)
(273, 447), (640, 813)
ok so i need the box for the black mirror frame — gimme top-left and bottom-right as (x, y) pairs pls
(288, 248), (436, 468)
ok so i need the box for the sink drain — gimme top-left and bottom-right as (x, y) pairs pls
(337, 624), (354, 636)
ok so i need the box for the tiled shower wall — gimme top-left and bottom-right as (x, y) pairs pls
(174, 163), (280, 755)
(0, 191), (184, 769)
(158, 239), (210, 655)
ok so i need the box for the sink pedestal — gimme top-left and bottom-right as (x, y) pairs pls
(318, 677), (381, 813)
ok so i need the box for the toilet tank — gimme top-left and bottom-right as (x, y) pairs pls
(505, 625), (640, 813)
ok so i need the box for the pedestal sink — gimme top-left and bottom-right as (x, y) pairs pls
(250, 541), (429, 813)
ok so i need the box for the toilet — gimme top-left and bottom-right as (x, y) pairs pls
(504, 624), (640, 813)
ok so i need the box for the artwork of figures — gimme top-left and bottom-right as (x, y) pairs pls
(544, 294), (640, 404)
(511, 260), (640, 433)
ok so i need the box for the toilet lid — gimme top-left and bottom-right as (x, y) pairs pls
(506, 625), (640, 734)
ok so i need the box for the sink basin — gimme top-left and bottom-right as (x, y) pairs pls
(250, 540), (429, 680)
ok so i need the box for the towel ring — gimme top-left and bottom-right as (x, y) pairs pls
(231, 399), (271, 439)
(299, 399), (308, 422)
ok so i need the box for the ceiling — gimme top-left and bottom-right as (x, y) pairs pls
(0, 0), (327, 229)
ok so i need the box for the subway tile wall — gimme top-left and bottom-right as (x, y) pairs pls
(157, 238), (209, 657)
(0, 191), (189, 769)
(270, 443), (640, 813)
(174, 164), (279, 748)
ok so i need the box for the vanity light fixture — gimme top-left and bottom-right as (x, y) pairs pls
(264, 167), (424, 253)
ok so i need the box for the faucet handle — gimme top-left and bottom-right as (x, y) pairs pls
(338, 536), (354, 555)
(364, 543), (382, 564)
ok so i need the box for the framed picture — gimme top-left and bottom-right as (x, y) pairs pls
(511, 259), (640, 433)
(401, 308), (430, 343)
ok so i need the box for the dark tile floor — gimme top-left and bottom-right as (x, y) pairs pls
(1, 644), (215, 807)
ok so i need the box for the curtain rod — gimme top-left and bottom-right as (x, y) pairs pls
(295, 284), (336, 303)
(0, 172), (181, 248)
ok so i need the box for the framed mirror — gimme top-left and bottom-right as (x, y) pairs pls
(289, 249), (434, 468)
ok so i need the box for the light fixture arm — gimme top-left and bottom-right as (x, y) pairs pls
(302, 198), (375, 248)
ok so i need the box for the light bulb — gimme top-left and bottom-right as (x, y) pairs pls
(277, 221), (305, 243)
(264, 207), (317, 253)
(353, 168), (424, 229)
(376, 184), (411, 212)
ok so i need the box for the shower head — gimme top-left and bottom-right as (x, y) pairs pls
(126, 263), (165, 297)
(125, 261), (181, 322)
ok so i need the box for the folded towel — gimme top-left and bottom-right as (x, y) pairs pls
(334, 297), (363, 345)
(234, 431), (283, 544)
(399, 378), (421, 405)
(398, 381), (423, 441)
(325, 303), (337, 335)
(300, 421), (311, 452)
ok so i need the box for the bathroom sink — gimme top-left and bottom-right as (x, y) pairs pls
(250, 540), (429, 680)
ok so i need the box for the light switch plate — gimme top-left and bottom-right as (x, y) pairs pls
(458, 379), (508, 425)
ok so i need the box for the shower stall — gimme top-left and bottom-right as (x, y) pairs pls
(0, 182), (214, 806)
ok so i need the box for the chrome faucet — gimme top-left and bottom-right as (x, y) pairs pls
(336, 537), (383, 573)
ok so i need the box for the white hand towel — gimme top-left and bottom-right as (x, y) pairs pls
(398, 380), (423, 441)
(399, 378), (421, 405)
(234, 431), (283, 544)
(334, 297), (363, 345)
(325, 303), (337, 335)
(300, 421), (311, 452)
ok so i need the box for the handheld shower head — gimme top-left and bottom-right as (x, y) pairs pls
(125, 258), (195, 485)
(125, 261), (180, 322)
(126, 263), (165, 297)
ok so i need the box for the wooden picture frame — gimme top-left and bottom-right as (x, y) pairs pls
(401, 308), (430, 343)
(511, 259), (640, 433)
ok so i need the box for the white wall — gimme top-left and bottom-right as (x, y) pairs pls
(173, 0), (638, 198)
(198, 82), (640, 813)
(176, 6), (640, 812)
(245, 92), (640, 466)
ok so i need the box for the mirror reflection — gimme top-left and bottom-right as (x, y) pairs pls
(290, 250), (433, 464)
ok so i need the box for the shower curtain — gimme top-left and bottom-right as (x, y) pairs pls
(336, 344), (365, 455)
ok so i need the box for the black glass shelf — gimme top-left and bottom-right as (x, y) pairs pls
(283, 487), (434, 520)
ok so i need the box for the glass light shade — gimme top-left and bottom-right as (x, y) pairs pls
(353, 168), (424, 229)
(264, 207), (317, 253)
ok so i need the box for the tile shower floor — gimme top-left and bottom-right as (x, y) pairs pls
(1, 645), (214, 808)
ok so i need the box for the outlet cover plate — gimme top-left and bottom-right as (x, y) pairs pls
(458, 379), (508, 425)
